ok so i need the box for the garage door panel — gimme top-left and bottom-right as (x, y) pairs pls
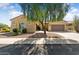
(51, 25), (64, 31)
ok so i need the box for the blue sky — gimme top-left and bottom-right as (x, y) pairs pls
(0, 3), (22, 26)
(64, 3), (79, 21)
(0, 3), (79, 26)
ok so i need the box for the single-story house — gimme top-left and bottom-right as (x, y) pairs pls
(10, 15), (36, 33)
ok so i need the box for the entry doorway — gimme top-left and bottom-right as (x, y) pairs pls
(19, 23), (26, 32)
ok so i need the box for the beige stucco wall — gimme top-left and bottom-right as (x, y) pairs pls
(26, 22), (36, 33)
(11, 15), (36, 33)
(48, 22), (66, 31)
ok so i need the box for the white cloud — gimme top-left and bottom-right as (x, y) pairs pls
(9, 9), (23, 19)
(0, 3), (11, 10)
(2, 4), (15, 10)
(63, 13), (74, 21)
(64, 7), (79, 21)
(9, 5), (15, 9)
(0, 3), (9, 8)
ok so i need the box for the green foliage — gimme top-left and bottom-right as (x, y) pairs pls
(73, 16), (79, 26)
(47, 3), (70, 21)
(22, 28), (27, 33)
(13, 28), (18, 33)
(0, 23), (9, 28)
(0, 23), (10, 32)
(12, 28), (18, 35)
(73, 15), (79, 32)
(19, 3), (69, 22)
(19, 3), (70, 34)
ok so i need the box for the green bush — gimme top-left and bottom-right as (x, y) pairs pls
(22, 28), (27, 33)
(12, 28), (18, 35)
(13, 28), (18, 32)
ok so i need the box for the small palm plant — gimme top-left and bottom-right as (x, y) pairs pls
(73, 15), (79, 32)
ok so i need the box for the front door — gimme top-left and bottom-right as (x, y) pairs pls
(19, 23), (26, 32)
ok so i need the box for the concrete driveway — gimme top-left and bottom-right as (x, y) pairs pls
(0, 31), (79, 46)
(54, 32), (79, 42)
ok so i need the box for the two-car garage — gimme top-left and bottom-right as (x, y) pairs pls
(48, 22), (66, 31)
(50, 24), (65, 31)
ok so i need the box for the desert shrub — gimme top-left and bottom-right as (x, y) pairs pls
(22, 28), (27, 33)
(12, 28), (18, 35)
(13, 28), (18, 32)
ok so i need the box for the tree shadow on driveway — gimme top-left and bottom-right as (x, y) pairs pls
(0, 38), (79, 55)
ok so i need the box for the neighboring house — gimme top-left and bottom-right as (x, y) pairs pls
(10, 15), (36, 33)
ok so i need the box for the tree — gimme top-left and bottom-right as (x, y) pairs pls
(0, 23), (9, 28)
(73, 15), (79, 32)
(0, 23), (10, 32)
(19, 3), (69, 34)
(47, 3), (69, 21)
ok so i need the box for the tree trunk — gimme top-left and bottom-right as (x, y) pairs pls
(44, 28), (46, 34)
(39, 20), (46, 35)
(44, 17), (47, 35)
(75, 25), (79, 32)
